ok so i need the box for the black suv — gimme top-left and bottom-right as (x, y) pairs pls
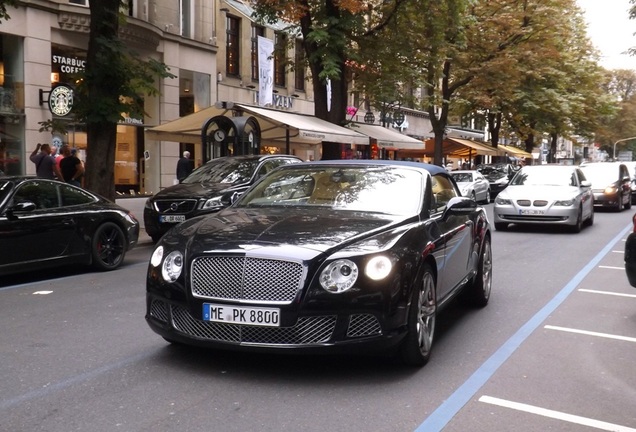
(144, 154), (303, 242)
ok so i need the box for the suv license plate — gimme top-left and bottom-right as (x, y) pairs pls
(160, 215), (186, 223)
(203, 303), (281, 327)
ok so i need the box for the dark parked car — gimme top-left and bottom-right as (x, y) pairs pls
(580, 162), (632, 211)
(477, 163), (518, 200)
(0, 176), (139, 276)
(144, 154), (302, 243)
(625, 213), (636, 287)
(146, 160), (493, 366)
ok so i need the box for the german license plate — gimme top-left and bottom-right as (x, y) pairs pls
(160, 215), (186, 223)
(519, 209), (544, 215)
(203, 303), (281, 327)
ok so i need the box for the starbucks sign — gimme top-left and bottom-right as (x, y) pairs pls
(48, 84), (74, 117)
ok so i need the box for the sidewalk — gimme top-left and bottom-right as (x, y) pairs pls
(116, 196), (153, 246)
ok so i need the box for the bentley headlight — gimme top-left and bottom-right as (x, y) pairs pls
(161, 251), (183, 282)
(201, 196), (224, 210)
(495, 196), (512, 205)
(365, 256), (392, 280)
(320, 259), (359, 293)
(150, 245), (164, 267)
(554, 199), (575, 206)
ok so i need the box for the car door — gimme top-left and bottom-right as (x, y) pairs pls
(0, 180), (74, 268)
(430, 174), (472, 300)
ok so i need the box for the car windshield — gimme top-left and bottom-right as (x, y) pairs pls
(509, 167), (577, 187)
(183, 158), (258, 185)
(450, 173), (474, 183)
(238, 165), (424, 215)
(580, 164), (619, 185)
(0, 179), (13, 207)
(478, 164), (508, 179)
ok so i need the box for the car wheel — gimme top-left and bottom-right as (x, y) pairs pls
(471, 191), (476, 202)
(494, 222), (508, 231)
(626, 193), (632, 210)
(616, 195), (624, 212)
(483, 189), (491, 204)
(91, 222), (126, 271)
(586, 205), (594, 226)
(465, 237), (492, 307)
(400, 265), (436, 367)
(571, 206), (582, 233)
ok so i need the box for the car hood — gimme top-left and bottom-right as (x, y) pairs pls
(500, 185), (581, 200)
(171, 207), (410, 258)
(150, 181), (248, 200)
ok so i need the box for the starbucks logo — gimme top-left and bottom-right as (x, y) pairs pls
(48, 84), (74, 117)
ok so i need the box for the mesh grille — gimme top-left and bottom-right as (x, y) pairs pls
(347, 314), (382, 337)
(171, 305), (335, 345)
(191, 256), (304, 303)
(516, 200), (531, 207)
(155, 199), (198, 213)
(149, 299), (169, 323)
(533, 200), (548, 207)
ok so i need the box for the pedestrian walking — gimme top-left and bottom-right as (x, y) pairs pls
(30, 143), (62, 180)
(59, 145), (85, 187)
(176, 150), (194, 183)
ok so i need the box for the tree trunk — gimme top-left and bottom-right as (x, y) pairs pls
(488, 111), (501, 148)
(84, 0), (122, 201)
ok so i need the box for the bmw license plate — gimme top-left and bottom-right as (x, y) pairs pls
(203, 303), (280, 327)
(160, 215), (186, 223)
(519, 209), (545, 215)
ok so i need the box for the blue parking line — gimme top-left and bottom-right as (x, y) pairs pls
(415, 223), (632, 432)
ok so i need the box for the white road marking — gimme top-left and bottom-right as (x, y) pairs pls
(545, 325), (636, 343)
(599, 265), (625, 270)
(32, 291), (53, 295)
(479, 395), (636, 432)
(579, 289), (636, 298)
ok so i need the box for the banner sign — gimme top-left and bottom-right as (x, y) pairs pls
(257, 36), (274, 107)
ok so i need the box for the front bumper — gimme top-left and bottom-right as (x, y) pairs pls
(493, 205), (579, 226)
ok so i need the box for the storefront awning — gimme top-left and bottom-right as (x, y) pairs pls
(348, 123), (424, 150)
(145, 103), (369, 146)
(422, 138), (498, 157)
(497, 144), (533, 159)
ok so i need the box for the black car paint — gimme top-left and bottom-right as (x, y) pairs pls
(143, 155), (302, 241)
(145, 161), (491, 359)
(0, 177), (139, 276)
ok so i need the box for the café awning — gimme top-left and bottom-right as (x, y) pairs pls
(145, 103), (369, 145)
(498, 144), (533, 159)
(423, 137), (498, 156)
(348, 123), (424, 150)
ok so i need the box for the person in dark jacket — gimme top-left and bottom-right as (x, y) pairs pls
(59, 145), (85, 187)
(176, 151), (194, 183)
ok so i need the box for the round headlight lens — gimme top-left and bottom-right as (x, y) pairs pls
(161, 251), (183, 282)
(365, 256), (392, 280)
(319, 259), (358, 293)
(150, 245), (164, 267)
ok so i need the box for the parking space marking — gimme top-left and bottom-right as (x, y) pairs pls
(479, 395), (636, 432)
(545, 325), (636, 343)
(579, 288), (636, 298)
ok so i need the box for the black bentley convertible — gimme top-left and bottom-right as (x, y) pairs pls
(145, 160), (493, 366)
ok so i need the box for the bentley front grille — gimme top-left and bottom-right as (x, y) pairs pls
(149, 299), (169, 323)
(171, 305), (336, 345)
(191, 256), (304, 303)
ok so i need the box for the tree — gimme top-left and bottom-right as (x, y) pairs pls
(74, 1), (172, 200)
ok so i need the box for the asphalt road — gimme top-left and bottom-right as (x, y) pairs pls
(1, 205), (635, 432)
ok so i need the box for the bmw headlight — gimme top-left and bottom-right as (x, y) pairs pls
(150, 246), (183, 282)
(495, 196), (512, 205)
(320, 259), (359, 293)
(365, 256), (392, 280)
(554, 199), (575, 206)
(200, 196), (224, 210)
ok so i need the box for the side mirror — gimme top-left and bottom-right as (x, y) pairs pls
(580, 180), (592, 188)
(444, 196), (477, 217)
(10, 201), (36, 213)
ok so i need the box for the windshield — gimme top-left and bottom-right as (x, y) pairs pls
(510, 167), (577, 187)
(238, 165), (424, 216)
(478, 164), (508, 179)
(183, 158), (259, 185)
(450, 173), (474, 183)
(580, 164), (619, 186)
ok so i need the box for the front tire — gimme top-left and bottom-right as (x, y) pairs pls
(91, 222), (126, 271)
(465, 238), (492, 307)
(400, 265), (436, 367)
(571, 206), (583, 233)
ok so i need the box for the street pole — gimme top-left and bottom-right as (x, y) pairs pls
(613, 136), (636, 160)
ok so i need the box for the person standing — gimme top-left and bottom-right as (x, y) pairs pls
(176, 150), (194, 183)
(30, 143), (62, 180)
(59, 145), (85, 187)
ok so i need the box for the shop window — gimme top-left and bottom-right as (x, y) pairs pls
(226, 16), (240, 77)
(251, 25), (265, 81)
(274, 32), (286, 87)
